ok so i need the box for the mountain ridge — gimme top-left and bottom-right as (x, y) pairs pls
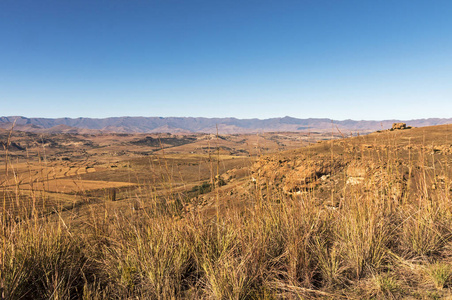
(1, 116), (451, 134)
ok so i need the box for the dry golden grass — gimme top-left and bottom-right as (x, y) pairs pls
(1, 125), (452, 299)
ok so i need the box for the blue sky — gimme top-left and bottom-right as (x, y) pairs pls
(1, 0), (451, 120)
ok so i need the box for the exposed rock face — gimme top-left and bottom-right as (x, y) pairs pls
(392, 123), (407, 130)
(251, 155), (343, 193)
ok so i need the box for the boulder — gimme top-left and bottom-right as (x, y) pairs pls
(391, 123), (407, 130)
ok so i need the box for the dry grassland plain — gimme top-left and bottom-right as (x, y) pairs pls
(1, 125), (452, 299)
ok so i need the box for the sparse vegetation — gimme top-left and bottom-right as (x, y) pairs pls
(190, 181), (212, 195)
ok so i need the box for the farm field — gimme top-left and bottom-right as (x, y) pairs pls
(0, 130), (334, 217)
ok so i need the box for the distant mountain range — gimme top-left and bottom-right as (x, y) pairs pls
(1, 116), (451, 134)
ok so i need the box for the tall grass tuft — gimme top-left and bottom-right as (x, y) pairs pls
(1, 220), (87, 299)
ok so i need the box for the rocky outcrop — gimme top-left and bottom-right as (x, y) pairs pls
(251, 155), (343, 193)
(392, 123), (407, 130)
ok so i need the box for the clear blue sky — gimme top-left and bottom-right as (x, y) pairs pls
(1, 0), (451, 120)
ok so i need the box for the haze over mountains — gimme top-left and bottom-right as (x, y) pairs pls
(1, 116), (451, 134)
